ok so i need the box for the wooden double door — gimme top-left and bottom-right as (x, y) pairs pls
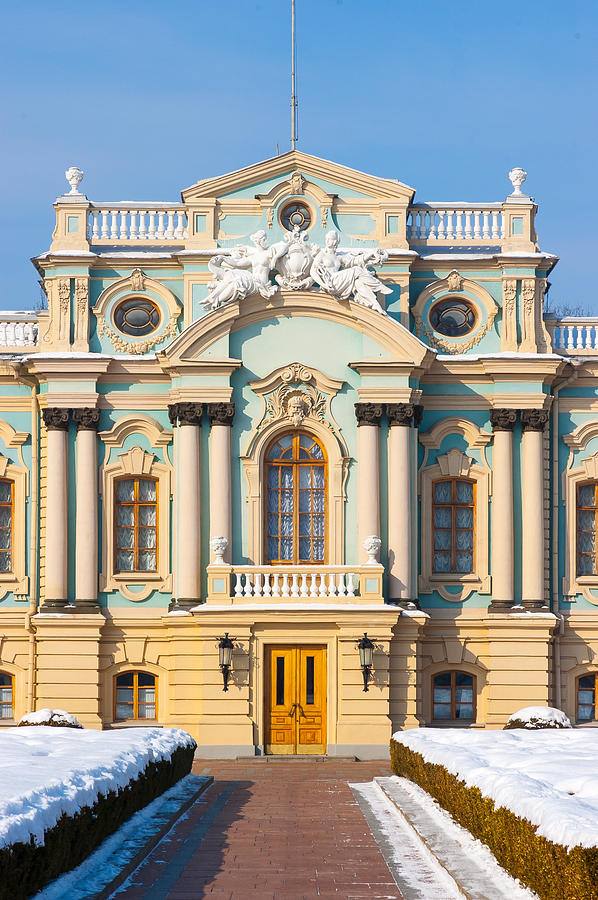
(265, 646), (326, 755)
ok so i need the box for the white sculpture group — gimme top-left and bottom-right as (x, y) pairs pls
(203, 227), (392, 315)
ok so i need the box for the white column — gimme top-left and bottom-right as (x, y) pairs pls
(490, 409), (516, 610)
(73, 409), (100, 608)
(208, 403), (234, 563)
(171, 403), (202, 607)
(387, 405), (415, 602)
(356, 404), (382, 563)
(43, 408), (70, 608)
(521, 409), (548, 609)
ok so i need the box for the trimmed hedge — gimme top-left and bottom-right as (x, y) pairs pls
(391, 739), (598, 900)
(0, 743), (195, 900)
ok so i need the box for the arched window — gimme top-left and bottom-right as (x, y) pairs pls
(433, 671), (475, 721)
(115, 477), (158, 572)
(114, 671), (157, 720)
(577, 482), (598, 575)
(432, 478), (474, 574)
(577, 673), (597, 722)
(265, 432), (326, 565)
(0, 480), (13, 573)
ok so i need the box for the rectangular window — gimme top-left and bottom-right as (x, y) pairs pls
(115, 477), (158, 572)
(577, 483), (597, 575)
(433, 671), (474, 721)
(0, 481), (13, 573)
(306, 656), (315, 705)
(577, 674), (597, 722)
(432, 479), (474, 574)
(276, 656), (285, 706)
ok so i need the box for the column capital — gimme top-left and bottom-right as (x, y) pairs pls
(490, 408), (517, 432)
(72, 408), (100, 431)
(386, 403), (418, 427)
(520, 409), (548, 432)
(207, 402), (235, 426)
(42, 407), (70, 431)
(355, 403), (383, 426)
(168, 402), (203, 427)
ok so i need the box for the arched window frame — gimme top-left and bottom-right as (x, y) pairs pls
(99, 426), (173, 602)
(562, 435), (598, 605)
(431, 476), (475, 575)
(0, 438), (29, 601)
(419, 444), (491, 602)
(264, 431), (328, 565)
(113, 670), (158, 722)
(432, 670), (476, 723)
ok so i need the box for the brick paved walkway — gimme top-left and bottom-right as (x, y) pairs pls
(114, 758), (403, 899)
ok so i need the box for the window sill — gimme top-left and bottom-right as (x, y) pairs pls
(0, 720), (16, 727)
(105, 721), (163, 729)
(112, 573), (162, 583)
(426, 721), (483, 728)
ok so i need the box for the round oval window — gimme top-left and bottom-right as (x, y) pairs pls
(430, 298), (476, 337)
(281, 201), (312, 232)
(114, 297), (161, 337)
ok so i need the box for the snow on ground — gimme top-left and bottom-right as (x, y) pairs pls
(392, 727), (598, 849)
(0, 726), (194, 849)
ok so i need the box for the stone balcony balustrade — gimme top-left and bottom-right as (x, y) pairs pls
(87, 203), (188, 244)
(407, 203), (505, 245)
(0, 312), (39, 349)
(205, 564), (385, 607)
(545, 318), (598, 354)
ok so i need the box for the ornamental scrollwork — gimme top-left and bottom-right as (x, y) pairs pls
(265, 383), (327, 429)
(97, 310), (179, 355)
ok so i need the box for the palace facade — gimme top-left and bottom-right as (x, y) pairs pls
(0, 151), (596, 757)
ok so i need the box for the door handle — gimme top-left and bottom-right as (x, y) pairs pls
(297, 703), (306, 719)
(288, 702), (297, 717)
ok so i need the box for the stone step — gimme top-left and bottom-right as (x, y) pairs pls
(235, 754), (358, 762)
(374, 776), (532, 900)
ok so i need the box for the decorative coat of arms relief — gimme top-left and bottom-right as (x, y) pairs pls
(202, 227), (392, 315)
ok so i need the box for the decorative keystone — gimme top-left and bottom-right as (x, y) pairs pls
(65, 166), (84, 195)
(72, 408), (100, 431)
(363, 535), (382, 565)
(355, 403), (383, 426)
(42, 408), (70, 431)
(210, 536), (229, 565)
(207, 402), (235, 426)
(490, 408), (517, 432)
(520, 409), (548, 432)
(508, 167), (528, 197)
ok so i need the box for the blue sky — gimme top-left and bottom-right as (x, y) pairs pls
(0, 0), (596, 311)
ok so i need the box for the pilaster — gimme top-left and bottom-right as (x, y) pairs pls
(41, 408), (70, 610)
(355, 403), (382, 564)
(208, 403), (235, 565)
(387, 404), (415, 604)
(521, 409), (549, 610)
(489, 408), (517, 612)
(168, 403), (202, 610)
(73, 408), (100, 610)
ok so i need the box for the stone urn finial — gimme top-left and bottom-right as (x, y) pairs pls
(363, 535), (382, 565)
(210, 535), (228, 565)
(508, 167), (527, 197)
(65, 166), (84, 195)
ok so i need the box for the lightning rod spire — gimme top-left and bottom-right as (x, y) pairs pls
(291, 0), (298, 150)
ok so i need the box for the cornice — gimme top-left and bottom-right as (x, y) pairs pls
(349, 357), (434, 378)
(157, 356), (242, 377)
(23, 357), (112, 380)
(181, 150), (415, 202)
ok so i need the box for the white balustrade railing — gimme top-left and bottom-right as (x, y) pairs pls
(407, 203), (504, 243)
(232, 566), (359, 599)
(0, 313), (39, 347)
(87, 203), (188, 244)
(548, 318), (598, 353)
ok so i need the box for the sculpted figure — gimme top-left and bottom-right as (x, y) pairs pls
(202, 230), (285, 310)
(275, 226), (318, 290)
(311, 230), (392, 314)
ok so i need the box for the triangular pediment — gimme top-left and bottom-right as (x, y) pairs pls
(181, 150), (415, 202)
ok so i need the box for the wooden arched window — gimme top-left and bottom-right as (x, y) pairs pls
(0, 672), (13, 719)
(433, 671), (475, 721)
(432, 478), (474, 573)
(265, 432), (327, 565)
(577, 673), (597, 722)
(577, 482), (598, 575)
(114, 671), (157, 720)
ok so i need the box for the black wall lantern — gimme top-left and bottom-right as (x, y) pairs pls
(218, 633), (235, 692)
(357, 632), (375, 692)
